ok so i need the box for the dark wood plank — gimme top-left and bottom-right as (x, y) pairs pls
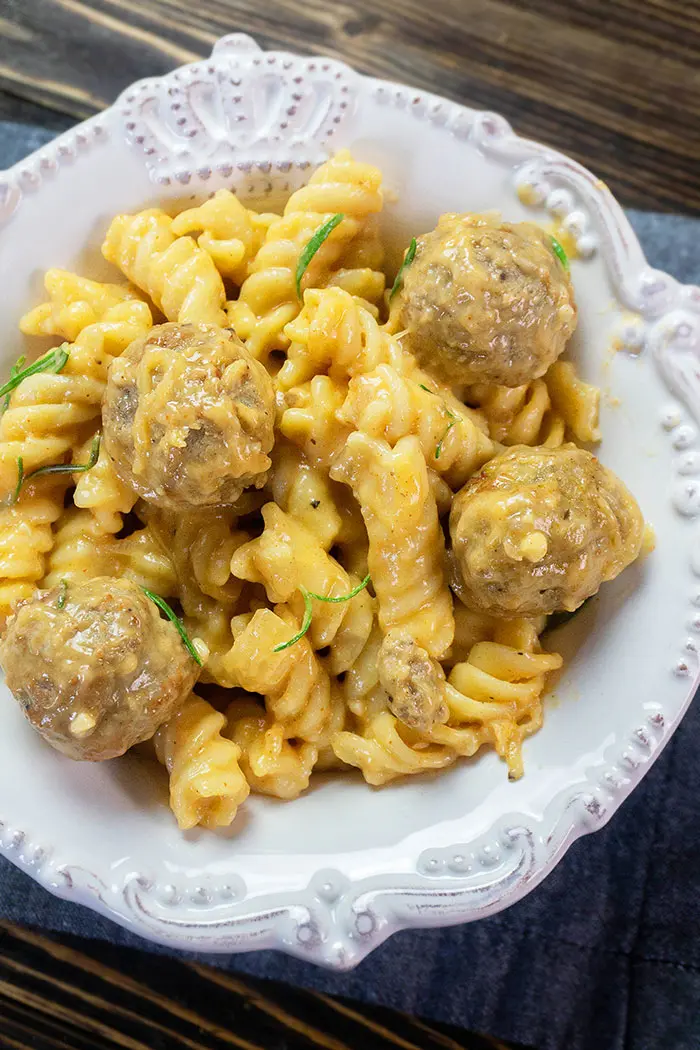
(0, 921), (527, 1050)
(0, 0), (698, 213)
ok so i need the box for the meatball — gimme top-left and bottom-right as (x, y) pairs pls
(103, 322), (275, 511)
(378, 629), (449, 731)
(0, 577), (199, 760)
(449, 445), (644, 617)
(397, 213), (577, 387)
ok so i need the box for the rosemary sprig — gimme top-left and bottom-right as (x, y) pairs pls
(435, 411), (456, 460)
(57, 580), (68, 610)
(295, 213), (345, 298)
(273, 574), (372, 652)
(418, 381), (458, 459)
(550, 235), (569, 270)
(389, 237), (417, 300)
(141, 588), (203, 666)
(11, 458), (23, 506)
(1, 355), (26, 415)
(0, 345), (70, 406)
(10, 434), (100, 506)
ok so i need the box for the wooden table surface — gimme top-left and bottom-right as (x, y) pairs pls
(1, 0), (699, 214)
(0, 2), (697, 1048)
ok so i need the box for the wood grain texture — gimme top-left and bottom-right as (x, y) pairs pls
(0, 921), (527, 1050)
(0, 0), (699, 213)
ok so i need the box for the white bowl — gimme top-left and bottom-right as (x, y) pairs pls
(1, 33), (699, 970)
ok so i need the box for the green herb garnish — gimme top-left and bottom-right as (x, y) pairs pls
(142, 588), (203, 666)
(273, 574), (372, 652)
(550, 235), (569, 270)
(57, 580), (68, 609)
(0, 345), (70, 406)
(389, 237), (417, 300)
(295, 213), (345, 298)
(10, 434), (101, 505)
(10, 457), (24, 506)
(418, 383), (433, 393)
(435, 416), (456, 459)
(2, 355), (26, 416)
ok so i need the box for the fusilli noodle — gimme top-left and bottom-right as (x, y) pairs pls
(229, 606), (345, 746)
(102, 208), (228, 326)
(171, 190), (277, 285)
(154, 694), (249, 829)
(19, 270), (141, 342)
(338, 364), (494, 488)
(226, 697), (318, 800)
(229, 151), (383, 360)
(330, 432), (454, 658)
(231, 503), (374, 672)
(0, 479), (68, 619)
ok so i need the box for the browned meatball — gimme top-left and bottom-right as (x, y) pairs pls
(449, 445), (644, 617)
(378, 630), (448, 731)
(103, 322), (275, 511)
(0, 577), (199, 760)
(397, 213), (577, 387)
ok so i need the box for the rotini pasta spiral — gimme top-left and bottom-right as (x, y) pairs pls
(112, 526), (179, 596)
(467, 378), (564, 447)
(231, 502), (374, 672)
(102, 209), (227, 326)
(0, 298), (152, 492)
(331, 621), (454, 784)
(43, 506), (117, 588)
(277, 287), (405, 391)
(229, 606), (344, 746)
(324, 214), (386, 313)
(229, 151), (383, 360)
(433, 620), (563, 779)
(545, 360), (601, 443)
(19, 270), (141, 342)
(332, 709), (456, 786)
(279, 375), (349, 469)
(338, 364), (494, 488)
(226, 697), (318, 800)
(330, 432), (454, 658)
(270, 442), (344, 551)
(72, 435), (137, 534)
(154, 694), (249, 830)
(171, 190), (277, 285)
(0, 479), (68, 619)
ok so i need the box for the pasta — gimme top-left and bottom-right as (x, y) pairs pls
(20, 269), (143, 342)
(277, 286), (405, 391)
(0, 479), (68, 620)
(338, 363), (494, 488)
(154, 694), (249, 829)
(467, 361), (599, 448)
(226, 697), (318, 800)
(44, 506), (117, 587)
(231, 503), (374, 671)
(72, 435), (137, 534)
(229, 151), (384, 360)
(0, 296), (152, 492)
(170, 190), (277, 285)
(0, 150), (639, 834)
(102, 209), (228, 326)
(330, 432), (454, 658)
(228, 606), (345, 746)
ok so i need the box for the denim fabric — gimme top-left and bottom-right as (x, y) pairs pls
(1, 121), (700, 1050)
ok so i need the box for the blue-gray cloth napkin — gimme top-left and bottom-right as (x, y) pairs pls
(1, 120), (699, 1050)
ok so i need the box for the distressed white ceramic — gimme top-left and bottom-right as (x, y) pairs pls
(1, 34), (699, 970)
